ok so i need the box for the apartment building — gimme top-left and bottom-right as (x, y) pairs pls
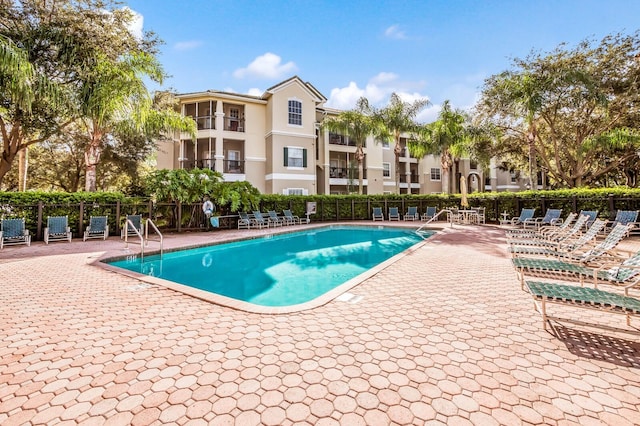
(156, 76), (529, 195)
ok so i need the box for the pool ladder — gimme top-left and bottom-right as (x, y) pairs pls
(415, 209), (453, 236)
(124, 218), (163, 260)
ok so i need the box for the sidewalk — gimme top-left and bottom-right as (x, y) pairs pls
(1, 223), (639, 425)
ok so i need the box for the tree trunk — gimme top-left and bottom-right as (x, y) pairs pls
(85, 130), (103, 192)
(18, 147), (28, 191)
(355, 144), (364, 195)
(394, 141), (402, 194)
(441, 168), (450, 194)
(527, 126), (537, 190)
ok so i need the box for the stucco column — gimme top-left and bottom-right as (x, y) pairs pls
(215, 100), (225, 172)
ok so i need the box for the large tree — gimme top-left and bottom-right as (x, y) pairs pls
(77, 52), (194, 191)
(321, 97), (383, 194)
(409, 100), (470, 194)
(373, 93), (429, 193)
(475, 32), (640, 188)
(0, 0), (192, 191)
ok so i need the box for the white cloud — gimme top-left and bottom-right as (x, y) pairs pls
(384, 24), (407, 40)
(124, 6), (144, 40)
(247, 88), (263, 96)
(233, 53), (297, 80)
(326, 73), (430, 116)
(174, 40), (203, 51)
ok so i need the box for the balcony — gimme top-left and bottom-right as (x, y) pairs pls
(195, 116), (214, 130)
(180, 158), (215, 171)
(329, 167), (366, 179)
(224, 117), (245, 132)
(223, 159), (245, 174)
(329, 133), (356, 147)
(399, 174), (419, 183)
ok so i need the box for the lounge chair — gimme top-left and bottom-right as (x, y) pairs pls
(283, 209), (301, 225)
(372, 207), (384, 221)
(513, 247), (640, 290)
(238, 212), (252, 229)
(525, 280), (640, 330)
(579, 210), (599, 230)
(604, 210), (639, 235)
(522, 208), (562, 229)
(507, 212), (578, 240)
(121, 214), (143, 239)
(83, 216), (109, 241)
(421, 206), (437, 221)
(509, 219), (607, 257)
(507, 215), (585, 248)
(267, 210), (284, 227)
(0, 218), (31, 249)
(252, 211), (270, 228)
(44, 215), (72, 244)
(501, 208), (536, 227)
(404, 206), (419, 221)
(388, 207), (400, 221)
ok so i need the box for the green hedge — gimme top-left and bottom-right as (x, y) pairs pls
(2, 188), (640, 239)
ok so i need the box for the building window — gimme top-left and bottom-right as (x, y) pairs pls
(510, 172), (517, 183)
(284, 188), (308, 195)
(288, 99), (302, 126)
(382, 162), (390, 178)
(430, 168), (441, 181)
(377, 138), (390, 149)
(470, 160), (478, 170)
(284, 147), (307, 168)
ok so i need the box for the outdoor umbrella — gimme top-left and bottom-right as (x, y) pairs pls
(460, 176), (469, 208)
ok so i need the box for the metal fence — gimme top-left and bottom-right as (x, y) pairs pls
(2, 194), (639, 241)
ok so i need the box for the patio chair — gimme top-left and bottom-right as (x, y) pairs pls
(471, 207), (486, 224)
(121, 214), (143, 239)
(507, 214), (585, 248)
(83, 216), (109, 241)
(0, 218), (31, 249)
(579, 210), (599, 230)
(372, 207), (384, 221)
(283, 209), (301, 225)
(267, 210), (284, 227)
(513, 246), (640, 290)
(421, 206), (437, 222)
(501, 208), (536, 227)
(388, 207), (400, 221)
(604, 210), (639, 235)
(403, 206), (419, 221)
(524, 280), (640, 330)
(44, 215), (72, 244)
(507, 212), (578, 240)
(238, 212), (252, 229)
(252, 211), (270, 228)
(509, 219), (607, 257)
(522, 208), (562, 230)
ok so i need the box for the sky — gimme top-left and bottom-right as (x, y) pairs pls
(125, 0), (640, 123)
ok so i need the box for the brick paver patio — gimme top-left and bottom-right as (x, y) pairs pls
(1, 223), (639, 425)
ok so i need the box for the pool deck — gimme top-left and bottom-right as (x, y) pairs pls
(1, 221), (639, 425)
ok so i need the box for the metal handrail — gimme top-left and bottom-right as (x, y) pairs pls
(416, 209), (453, 234)
(124, 219), (145, 258)
(145, 219), (164, 257)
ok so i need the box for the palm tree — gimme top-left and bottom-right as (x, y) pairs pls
(321, 97), (382, 194)
(78, 52), (195, 191)
(408, 101), (469, 194)
(0, 35), (68, 188)
(373, 93), (430, 193)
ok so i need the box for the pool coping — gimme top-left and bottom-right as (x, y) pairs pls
(95, 224), (438, 314)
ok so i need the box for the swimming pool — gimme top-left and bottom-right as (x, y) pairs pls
(107, 226), (431, 312)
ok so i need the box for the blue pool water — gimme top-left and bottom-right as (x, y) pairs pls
(108, 226), (429, 307)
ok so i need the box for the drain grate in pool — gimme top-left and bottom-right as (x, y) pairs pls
(336, 292), (363, 304)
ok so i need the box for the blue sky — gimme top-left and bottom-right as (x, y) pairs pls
(126, 0), (640, 122)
